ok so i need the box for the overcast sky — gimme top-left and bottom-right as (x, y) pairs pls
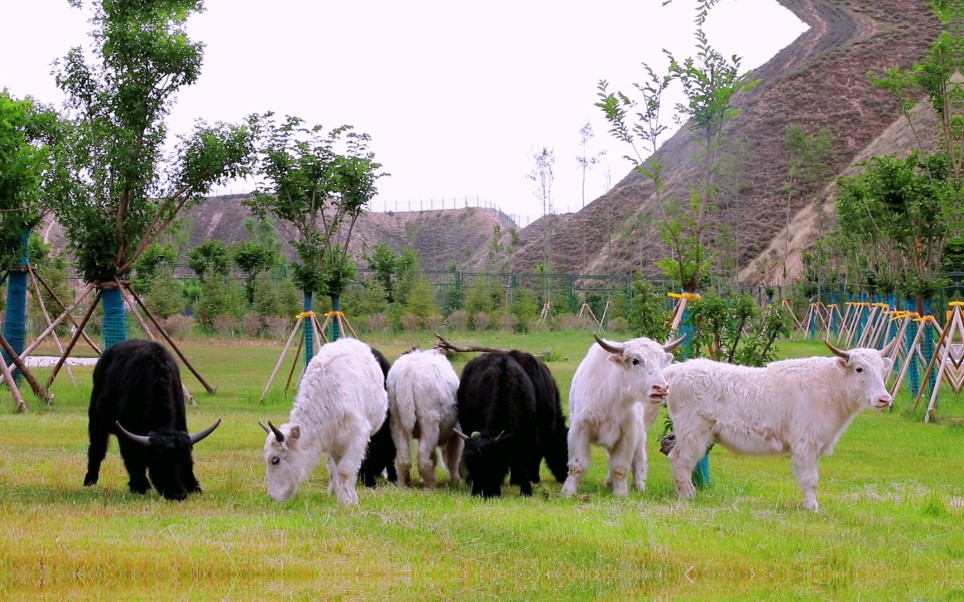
(2, 0), (807, 226)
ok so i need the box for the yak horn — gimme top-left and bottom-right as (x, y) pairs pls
(259, 420), (285, 443)
(879, 337), (899, 357)
(593, 333), (624, 355)
(663, 334), (687, 352)
(451, 427), (470, 441)
(823, 338), (850, 361)
(115, 422), (151, 448)
(189, 418), (222, 445)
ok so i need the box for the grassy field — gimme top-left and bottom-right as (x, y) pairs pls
(0, 331), (961, 600)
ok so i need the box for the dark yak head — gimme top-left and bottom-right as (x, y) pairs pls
(115, 419), (221, 501)
(455, 428), (512, 498)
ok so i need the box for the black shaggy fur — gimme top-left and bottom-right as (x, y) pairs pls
(457, 352), (540, 498)
(358, 346), (398, 487)
(84, 340), (209, 501)
(506, 350), (569, 484)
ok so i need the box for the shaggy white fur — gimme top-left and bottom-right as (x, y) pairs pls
(386, 348), (463, 488)
(663, 345), (894, 512)
(263, 337), (388, 505)
(561, 336), (677, 498)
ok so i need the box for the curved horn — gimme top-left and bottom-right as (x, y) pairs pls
(593, 333), (624, 355)
(115, 421), (151, 448)
(189, 418), (222, 445)
(451, 427), (470, 441)
(260, 420), (285, 443)
(663, 334), (687, 352)
(823, 338), (850, 361)
(879, 337), (899, 357)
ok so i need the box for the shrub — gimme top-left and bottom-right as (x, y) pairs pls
(368, 313), (389, 333)
(445, 310), (467, 331)
(242, 313), (261, 338)
(472, 311), (491, 331)
(497, 314), (517, 333)
(212, 315), (237, 337)
(424, 314), (443, 332)
(161, 314), (195, 340)
(263, 316), (292, 339)
(400, 313), (420, 331)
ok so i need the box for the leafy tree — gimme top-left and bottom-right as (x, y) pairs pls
(835, 151), (949, 300)
(144, 268), (184, 319)
(46, 0), (254, 347)
(132, 242), (178, 293)
(232, 231), (277, 306)
(187, 239), (230, 283)
(246, 113), (385, 351)
(364, 241), (398, 303)
(685, 291), (792, 366)
(391, 246), (423, 309)
(597, 21), (757, 292)
(0, 91), (58, 382)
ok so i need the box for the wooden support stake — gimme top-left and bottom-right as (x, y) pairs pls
(29, 268), (75, 385)
(45, 289), (102, 390)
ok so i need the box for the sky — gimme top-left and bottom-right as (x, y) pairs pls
(2, 0), (808, 227)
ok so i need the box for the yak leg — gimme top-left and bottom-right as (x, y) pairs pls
(117, 441), (151, 494)
(668, 426), (714, 500)
(83, 422), (109, 487)
(331, 428), (370, 506)
(606, 429), (637, 497)
(440, 436), (463, 486)
(791, 449), (821, 512)
(561, 421), (591, 497)
(630, 406), (649, 492)
(391, 423), (412, 488)
(417, 422), (440, 489)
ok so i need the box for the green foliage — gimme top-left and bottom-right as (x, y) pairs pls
(596, 19), (756, 292)
(144, 268), (183, 319)
(253, 272), (299, 319)
(391, 247), (423, 308)
(464, 277), (501, 323)
(246, 113), (385, 299)
(364, 241), (398, 303)
(627, 278), (672, 341)
(835, 151), (949, 298)
(402, 276), (439, 323)
(198, 277), (237, 330)
(343, 277), (390, 317)
(685, 291), (792, 365)
(0, 91), (55, 269)
(48, 0), (254, 282)
(132, 242), (178, 293)
(187, 239), (230, 282)
(232, 235), (277, 306)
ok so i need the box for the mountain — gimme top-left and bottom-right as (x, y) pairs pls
(46, 1), (944, 284)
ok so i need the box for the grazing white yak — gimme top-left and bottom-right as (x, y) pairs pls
(260, 337), (388, 506)
(386, 347), (463, 488)
(663, 339), (896, 512)
(561, 334), (684, 497)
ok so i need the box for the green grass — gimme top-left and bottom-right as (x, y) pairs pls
(1, 333), (961, 600)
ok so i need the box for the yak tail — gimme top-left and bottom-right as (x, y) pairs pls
(389, 379), (418, 435)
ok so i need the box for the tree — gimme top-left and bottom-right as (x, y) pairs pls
(835, 151), (949, 300)
(187, 240), (230, 283)
(0, 91), (56, 382)
(364, 241), (398, 303)
(528, 147), (555, 302)
(575, 122), (605, 208)
(232, 221), (278, 306)
(246, 113), (385, 354)
(46, 0), (254, 348)
(596, 22), (757, 292)
(783, 124), (835, 281)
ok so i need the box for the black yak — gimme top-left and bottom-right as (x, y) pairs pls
(455, 352), (545, 498)
(83, 340), (221, 501)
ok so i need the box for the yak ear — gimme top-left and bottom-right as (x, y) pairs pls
(288, 425), (301, 441)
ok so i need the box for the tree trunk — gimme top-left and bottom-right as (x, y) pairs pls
(303, 290), (314, 366)
(329, 294), (342, 342)
(2, 230), (30, 382)
(101, 285), (128, 349)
